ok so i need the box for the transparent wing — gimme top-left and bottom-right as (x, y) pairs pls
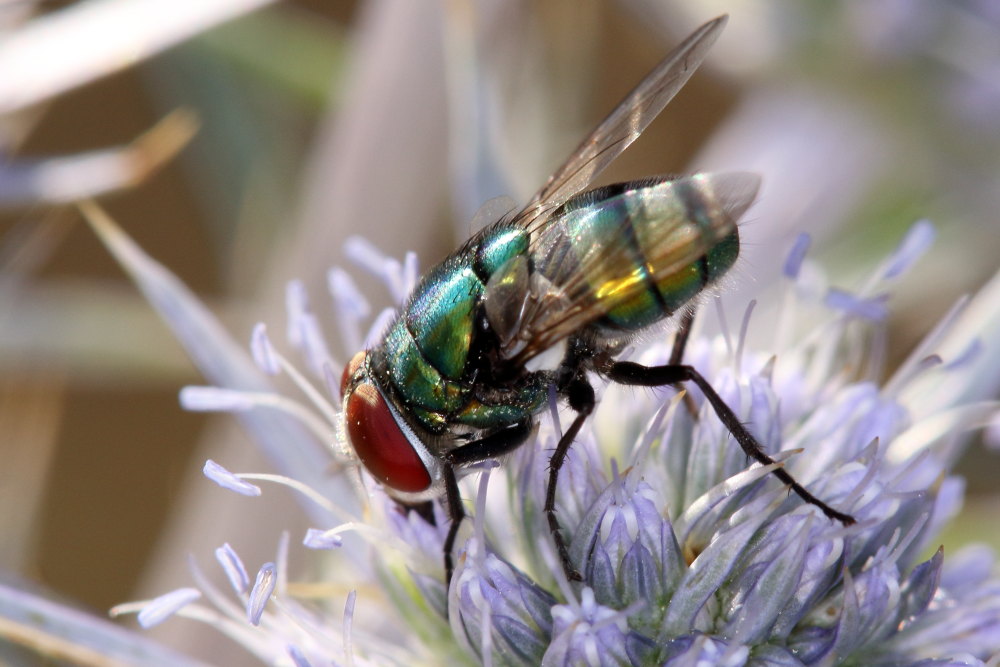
(502, 172), (760, 367)
(469, 195), (518, 232)
(512, 15), (728, 235)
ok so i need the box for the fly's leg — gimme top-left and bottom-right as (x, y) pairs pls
(606, 360), (856, 526)
(545, 375), (594, 582)
(669, 309), (699, 417)
(440, 465), (465, 587)
(441, 419), (534, 586)
(669, 308), (695, 366)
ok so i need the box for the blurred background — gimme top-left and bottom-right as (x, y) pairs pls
(2, 0), (999, 663)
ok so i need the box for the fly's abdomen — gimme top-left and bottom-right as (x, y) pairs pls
(534, 174), (751, 333)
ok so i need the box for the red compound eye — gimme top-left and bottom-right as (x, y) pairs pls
(343, 381), (432, 493)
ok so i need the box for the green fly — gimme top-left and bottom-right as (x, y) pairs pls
(340, 15), (854, 584)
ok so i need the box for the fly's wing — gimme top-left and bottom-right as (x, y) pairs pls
(502, 172), (761, 366)
(481, 15), (732, 364)
(469, 195), (518, 232)
(513, 15), (728, 235)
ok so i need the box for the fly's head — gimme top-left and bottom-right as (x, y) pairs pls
(340, 351), (441, 500)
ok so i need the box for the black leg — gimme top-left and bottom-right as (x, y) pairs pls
(446, 419), (534, 466)
(669, 309), (699, 417)
(441, 419), (534, 585)
(544, 376), (594, 582)
(441, 464), (464, 585)
(607, 361), (856, 526)
(669, 308), (695, 366)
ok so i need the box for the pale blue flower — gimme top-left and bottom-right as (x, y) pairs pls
(101, 217), (1000, 665)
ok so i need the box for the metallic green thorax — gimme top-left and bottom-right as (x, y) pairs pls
(379, 224), (543, 433)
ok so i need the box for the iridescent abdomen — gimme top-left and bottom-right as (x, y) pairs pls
(534, 176), (740, 333)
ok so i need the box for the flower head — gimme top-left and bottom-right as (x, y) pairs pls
(110, 221), (1000, 665)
